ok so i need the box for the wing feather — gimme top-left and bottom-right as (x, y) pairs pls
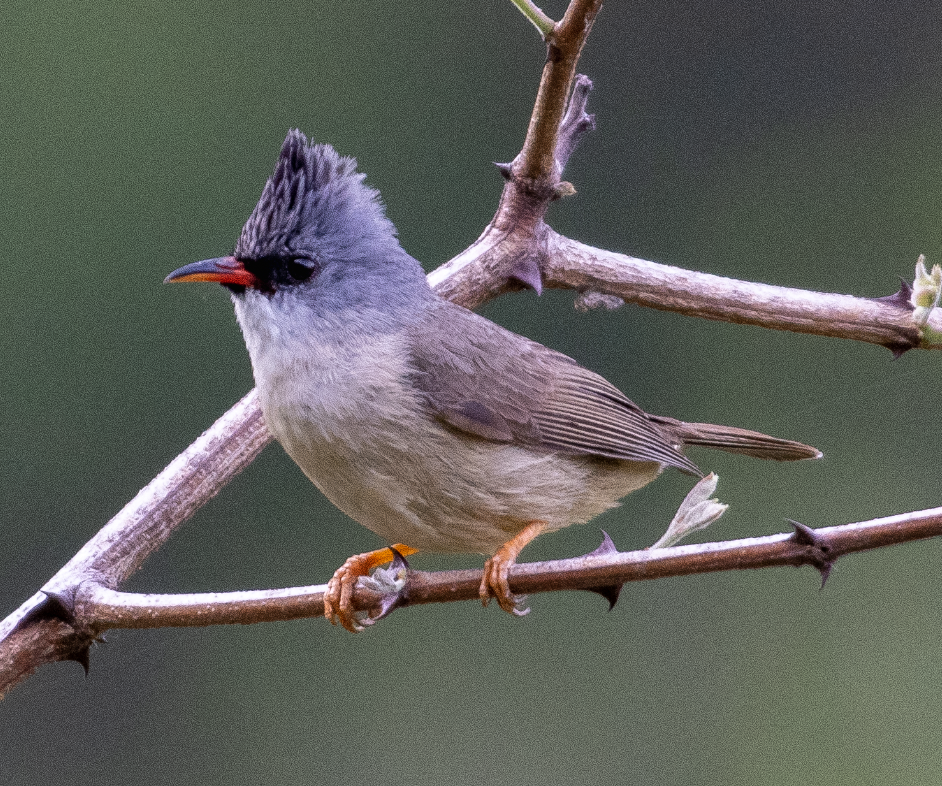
(407, 302), (700, 476)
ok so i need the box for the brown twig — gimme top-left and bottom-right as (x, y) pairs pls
(542, 233), (941, 354)
(518, 0), (602, 182)
(67, 505), (942, 631)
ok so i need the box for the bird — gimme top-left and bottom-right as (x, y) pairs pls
(165, 130), (821, 632)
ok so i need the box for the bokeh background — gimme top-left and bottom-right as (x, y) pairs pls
(3, 1), (942, 783)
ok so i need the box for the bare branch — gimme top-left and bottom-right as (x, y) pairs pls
(518, 0), (602, 182)
(407, 505), (942, 605)
(69, 505), (942, 632)
(542, 233), (942, 354)
(555, 74), (597, 173)
(82, 584), (327, 629)
(430, 226), (940, 356)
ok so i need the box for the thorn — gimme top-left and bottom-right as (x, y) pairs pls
(15, 589), (80, 630)
(871, 278), (914, 309)
(586, 530), (619, 558)
(871, 280), (920, 359)
(787, 519), (835, 588)
(389, 547), (410, 571)
(886, 342), (913, 360)
(589, 584), (623, 611)
(67, 645), (92, 677)
(494, 161), (513, 181)
(508, 257), (543, 295)
(787, 519), (817, 545)
(582, 530), (625, 610)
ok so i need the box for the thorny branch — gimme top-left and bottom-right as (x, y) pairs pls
(67, 507), (942, 631)
(1, 0), (941, 697)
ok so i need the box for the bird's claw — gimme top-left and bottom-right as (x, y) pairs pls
(480, 555), (530, 617)
(324, 555), (369, 632)
(324, 546), (412, 632)
(358, 551), (410, 621)
(480, 522), (546, 618)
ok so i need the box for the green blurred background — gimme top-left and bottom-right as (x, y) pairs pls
(3, 1), (942, 783)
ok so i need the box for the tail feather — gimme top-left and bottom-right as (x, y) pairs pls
(650, 416), (822, 462)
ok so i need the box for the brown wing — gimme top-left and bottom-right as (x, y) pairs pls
(407, 301), (701, 476)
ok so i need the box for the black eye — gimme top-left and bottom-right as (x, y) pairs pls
(286, 258), (318, 282)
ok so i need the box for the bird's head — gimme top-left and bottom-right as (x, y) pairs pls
(165, 130), (428, 320)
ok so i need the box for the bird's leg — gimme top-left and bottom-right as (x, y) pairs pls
(481, 521), (548, 616)
(325, 544), (418, 632)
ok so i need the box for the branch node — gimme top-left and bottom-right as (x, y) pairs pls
(859, 276), (922, 357)
(574, 289), (625, 312)
(553, 181), (578, 200)
(788, 519), (835, 587)
(556, 74), (596, 174)
(871, 278), (917, 362)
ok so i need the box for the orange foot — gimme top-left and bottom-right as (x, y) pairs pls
(480, 521), (548, 616)
(324, 544), (418, 632)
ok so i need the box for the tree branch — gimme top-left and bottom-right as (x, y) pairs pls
(542, 233), (941, 354)
(517, 0), (602, 182)
(67, 505), (942, 631)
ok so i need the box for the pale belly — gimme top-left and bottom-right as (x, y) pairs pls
(264, 390), (662, 555)
(250, 330), (662, 555)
